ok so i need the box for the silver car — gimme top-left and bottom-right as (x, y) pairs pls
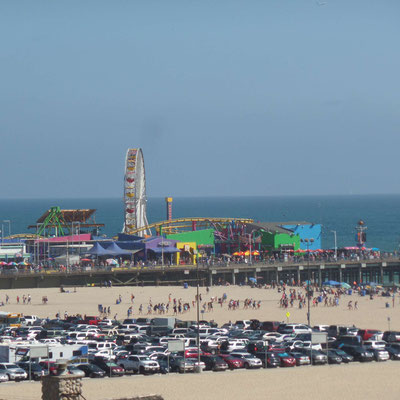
(0, 373), (9, 383)
(230, 352), (263, 369)
(0, 363), (28, 381)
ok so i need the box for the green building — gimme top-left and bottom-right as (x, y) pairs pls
(166, 228), (215, 247)
(247, 223), (300, 251)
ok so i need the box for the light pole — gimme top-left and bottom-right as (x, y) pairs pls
(195, 261), (202, 373)
(302, 238), (314, 327)
(249, 233), (252, 265)
(331, 230), (337, 260)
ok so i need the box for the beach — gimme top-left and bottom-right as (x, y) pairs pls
(0, 284), (399, 400)
(0, 284), (398, 331)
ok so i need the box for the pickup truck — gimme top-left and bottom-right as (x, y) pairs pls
(117, 355), (159, 374)
(78, 316), (100, 325)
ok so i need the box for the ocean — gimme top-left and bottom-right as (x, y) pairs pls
(0, 195), (399, 252)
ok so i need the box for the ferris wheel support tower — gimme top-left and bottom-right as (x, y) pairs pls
(123, 148), (150, 236)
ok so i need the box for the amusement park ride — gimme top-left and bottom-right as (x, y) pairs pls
(21, 148), (253, 246)
(122, 148), (254, 243)
(123, 148), (150, 237)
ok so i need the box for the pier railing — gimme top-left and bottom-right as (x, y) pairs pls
(1, 256), (399, 278)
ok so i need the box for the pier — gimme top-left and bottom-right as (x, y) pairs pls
(1, 258), (400, 289)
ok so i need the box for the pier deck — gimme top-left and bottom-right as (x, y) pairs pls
(1, 258), (400, 289)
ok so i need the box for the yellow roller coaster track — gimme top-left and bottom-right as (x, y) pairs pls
(129, 217), (254, 235)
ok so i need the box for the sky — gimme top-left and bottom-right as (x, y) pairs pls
(1, 0), (400, 199)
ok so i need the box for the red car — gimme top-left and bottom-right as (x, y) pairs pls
(219, 354), (245, 370)
(183, 348), (211, 358)
(79, 316), (100, 325)
(275, 352), (296, 367)
(358, 329), (381, 341)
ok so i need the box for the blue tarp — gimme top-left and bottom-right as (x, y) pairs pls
(86, 242), (113, 256)
(117, 233), (144, 242)
(104, 242), (133, 255)
(322, 280), (340, 286)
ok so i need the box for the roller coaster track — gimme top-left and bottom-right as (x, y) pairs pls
(129, 217), (254, 235)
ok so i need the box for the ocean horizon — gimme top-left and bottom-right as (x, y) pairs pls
(0, 194), (399, 252)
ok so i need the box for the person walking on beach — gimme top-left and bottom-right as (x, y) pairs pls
(354, 301), (358, 310)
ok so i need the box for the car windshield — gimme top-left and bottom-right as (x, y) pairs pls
(138, 356), (150, 361)
(277, 353), (289, 357)
(7, 364), (19, 369)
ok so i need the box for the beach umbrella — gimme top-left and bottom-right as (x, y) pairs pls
(233, 252), (241, 256)
(7, 262), (17, 266)
(248, 277), (257, 283)
(18, 262), (28, 266)
(106, 258), (118, 265)
(81, 258), (92, 262)
(0, 262), (7, 266)
(252, 250), (260, 256)
(341, 282), (351, 289)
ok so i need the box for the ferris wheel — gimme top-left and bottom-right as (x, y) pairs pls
(123, 148), (150, 236)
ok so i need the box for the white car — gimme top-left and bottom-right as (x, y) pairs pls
(118, 355), (160, 374)
(363, 340), (387, 349)
(282, 324), (312, 334)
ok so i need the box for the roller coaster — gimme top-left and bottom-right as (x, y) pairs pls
(128, 217), (254, 236)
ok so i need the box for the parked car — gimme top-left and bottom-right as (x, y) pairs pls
(358, 329), (382, 341)
(218, 354), (245, 370)
(325, 350), (342, 364)
(385, 344), (400, 360)
(230, 352), (263, 369)
(117, 355), (159, 375)
(274, 352), (296, 367)
(371, 349), (390, 362)
(340, 346), (374, 362)
(382, 331), (400, 343)
(259, 321), (281, 332)
(67, 365), (85, 377)
(363, 340), (387, 350)
(165, 356), (195, 373)
(91, 359), (124, 376)
(17, 362), (48, 380)
(289, 352), (311, 366)
(299, 349), (328, 365)
(0, 373), (8, 382)
(329, 349), (354, 363)
(253, 351), (281, 368)
(0, 363), (27, 381)
(199, 355), (228, 371)
(76, 363), (106, 378)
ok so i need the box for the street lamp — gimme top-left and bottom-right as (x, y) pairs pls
(195, 261), (202, 373)
(301, 238), (314, 327)
(331, 230), (337, 260)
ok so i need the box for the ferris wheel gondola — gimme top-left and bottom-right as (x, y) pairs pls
(123, 148), (150, 236)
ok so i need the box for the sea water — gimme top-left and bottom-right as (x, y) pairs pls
(0, 195), (399, 252)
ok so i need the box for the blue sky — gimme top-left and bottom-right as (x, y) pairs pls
(1, 0), (399, 198)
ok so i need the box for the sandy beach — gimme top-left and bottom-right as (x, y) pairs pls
(0, 284), (399, 331)
(0, 284), (399, 400)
